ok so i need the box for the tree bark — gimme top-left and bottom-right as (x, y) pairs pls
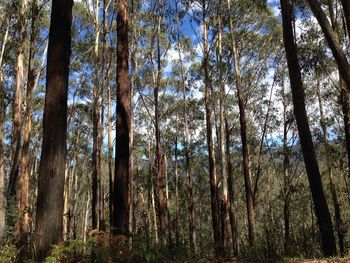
(34, 0), (73, 260)
(17, 2), (39, 257)
(280, 0), (336, 256)
(112, 0), (130, 238)
(0, 20), (9, 235)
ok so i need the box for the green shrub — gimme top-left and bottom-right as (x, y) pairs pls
(0, 243), (16, 263)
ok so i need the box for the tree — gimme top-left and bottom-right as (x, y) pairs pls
(112, 0), (130, 238)
(227, 0), (255, 248)
(280, 0), (336, 256)
(34, 0), (73, 260)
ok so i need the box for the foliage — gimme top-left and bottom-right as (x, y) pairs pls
(0, 243), (16, 263)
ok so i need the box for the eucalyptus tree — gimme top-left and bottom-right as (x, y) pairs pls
(34, 0), (73, 260)
(280, 0), (336, 256)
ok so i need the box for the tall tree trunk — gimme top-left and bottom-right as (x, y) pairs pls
(17, 2), (39, 257)
(107, 60), (113, 231)
(92, 0), (101, 230)
(280, 0), (336, 256)
(316, 69), (345, 255)
(217, 3), (229, 251)
(0, 20), (9, 235)
(34, 0), (73, 260)
(174, 109), (180, 245)
(227, 0), (255, 247)
(153, 3), (168, 245)
(7, 0), (27, 224)
(202, 0), (220, 250)
(112, 0), (130, 238)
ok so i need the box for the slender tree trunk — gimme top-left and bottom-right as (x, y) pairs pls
(174, 110), (180, 245)
(17, 3), (39, 258)
(107, 62), (113, 232)
(202, 0), (220, 251)
(217, 4), (229, 251)
(34, 0), (73, 260)
(153, 4), (168, 245)
(281, 78), (291, 256)
(227, 0), (255, 247)
(7, 0), (27, 224)
(0, 20), (9, 235)
(316, 70), (345, 255)
(92, 0), (101, 230)
(225, 116), (239, 255)
(112, 0), (130, 238)
(280, 0), (336, 256)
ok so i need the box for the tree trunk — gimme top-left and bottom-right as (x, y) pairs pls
(152, 5), (168, 245)
(34, 0), (73, 260)
(0, 20), (9, 236)
(92, 0), (101, 230)
(17, 2), (39, 257)
(280, 0), (336, 256)
(217, 4), (229, 251)
(227, 0), (255, 248)
(112, 0), (130, 238)
(225, 116), (239, 256)
(202, 0), (220, 251)
(7, 0), (27, 223)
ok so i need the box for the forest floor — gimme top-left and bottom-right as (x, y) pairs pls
(166, 258), (350, 263)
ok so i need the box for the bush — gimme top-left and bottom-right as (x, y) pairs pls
(0, 243), (16, 263)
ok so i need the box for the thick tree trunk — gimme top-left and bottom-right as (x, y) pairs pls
(227, 0), (255, 247)
(202, 0), (220, 250)
(112, 0), (130, 238)
(280, 0), (336, 256)
(34, 0), (73, 260)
